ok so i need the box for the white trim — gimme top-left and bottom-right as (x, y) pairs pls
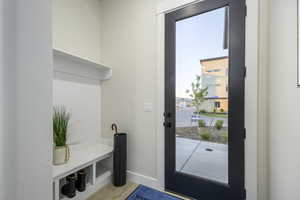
(156, 13), (166, 191)
(257, 0), (270, 199)
(127, 171), (162, 190)
(244, 0), (259, 199)
(156, 0), (264, 199)
(157, 0), (204, 14)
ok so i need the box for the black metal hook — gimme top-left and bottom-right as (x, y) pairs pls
(111, 123), (118, 134)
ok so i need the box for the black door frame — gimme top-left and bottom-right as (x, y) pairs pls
(164, 0), (246, 199)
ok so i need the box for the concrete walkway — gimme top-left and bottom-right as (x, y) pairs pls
(176, 137), (228, 183)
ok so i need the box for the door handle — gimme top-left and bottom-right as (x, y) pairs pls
(164, 112), (172, 118)
(163, 122), (172, 128)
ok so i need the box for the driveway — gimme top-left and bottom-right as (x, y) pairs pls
(176, 137), (228, 183)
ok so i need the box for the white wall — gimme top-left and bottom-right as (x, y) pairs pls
(53, 79), (102, 145)
(0, 0), (16, 199)
(15, 0), (53, 199)
(269, 0), (300, 199)
(100, 0), (160, 179)
(53, 0), (102, 63)
(53, 0), (104, 145)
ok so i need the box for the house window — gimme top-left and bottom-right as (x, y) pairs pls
(214, 101), (221, 108)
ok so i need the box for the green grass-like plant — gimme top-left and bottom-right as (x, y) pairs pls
(53, 106), (70, 147)
(215, 120), (224, 130)
(198, 120), (206, 127)
(221, 132), (228, 143)
(200, 132), (212, 141)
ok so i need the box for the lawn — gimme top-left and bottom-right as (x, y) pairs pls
(200, 113), (228, 118)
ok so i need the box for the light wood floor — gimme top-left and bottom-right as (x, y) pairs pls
(87, 182), (190, 200)
(88, 182), (139, 200)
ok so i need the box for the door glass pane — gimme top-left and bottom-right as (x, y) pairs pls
(176, 7), (229, 183)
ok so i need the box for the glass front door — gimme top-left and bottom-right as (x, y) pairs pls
(165, 1), (246, 199)
(175, 6), (229, 184)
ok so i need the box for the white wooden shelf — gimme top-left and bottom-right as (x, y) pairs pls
(53, 141), (113, 200)
(53, 49), (112, 81)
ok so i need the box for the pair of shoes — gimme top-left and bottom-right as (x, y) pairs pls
(61, 174), (77, 198)
(61, 170), (87, 198)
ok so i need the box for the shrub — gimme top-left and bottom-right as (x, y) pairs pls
(199, 109), (207, 113)
(220, 108), (225, 113)
(198, 120), (206, 127)
(213, 108), (217, 113)
(200, 132), (212, 141)
(220, 132), (228, 142)
(215, 120), (224, 130)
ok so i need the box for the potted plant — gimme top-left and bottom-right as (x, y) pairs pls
(53, 106), (70, 165)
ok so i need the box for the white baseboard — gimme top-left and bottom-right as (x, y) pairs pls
(127, 171), (163, 190)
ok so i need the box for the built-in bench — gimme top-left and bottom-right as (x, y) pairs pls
(53, 141), (113, 200)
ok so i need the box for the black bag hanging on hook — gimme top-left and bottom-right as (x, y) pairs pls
(112, 124), (127, 187)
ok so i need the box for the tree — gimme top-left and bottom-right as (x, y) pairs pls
(186, 75), (208, 113)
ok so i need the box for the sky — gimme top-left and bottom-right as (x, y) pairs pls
(176, 7), (228, 98)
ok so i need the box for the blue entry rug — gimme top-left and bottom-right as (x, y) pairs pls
(126, 185), (183, 200)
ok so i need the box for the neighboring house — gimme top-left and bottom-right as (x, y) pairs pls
(200, 56), (229, 112)
(176, 97), (193, 109)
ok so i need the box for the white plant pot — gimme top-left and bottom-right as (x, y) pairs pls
(53, 145), (70, 165)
